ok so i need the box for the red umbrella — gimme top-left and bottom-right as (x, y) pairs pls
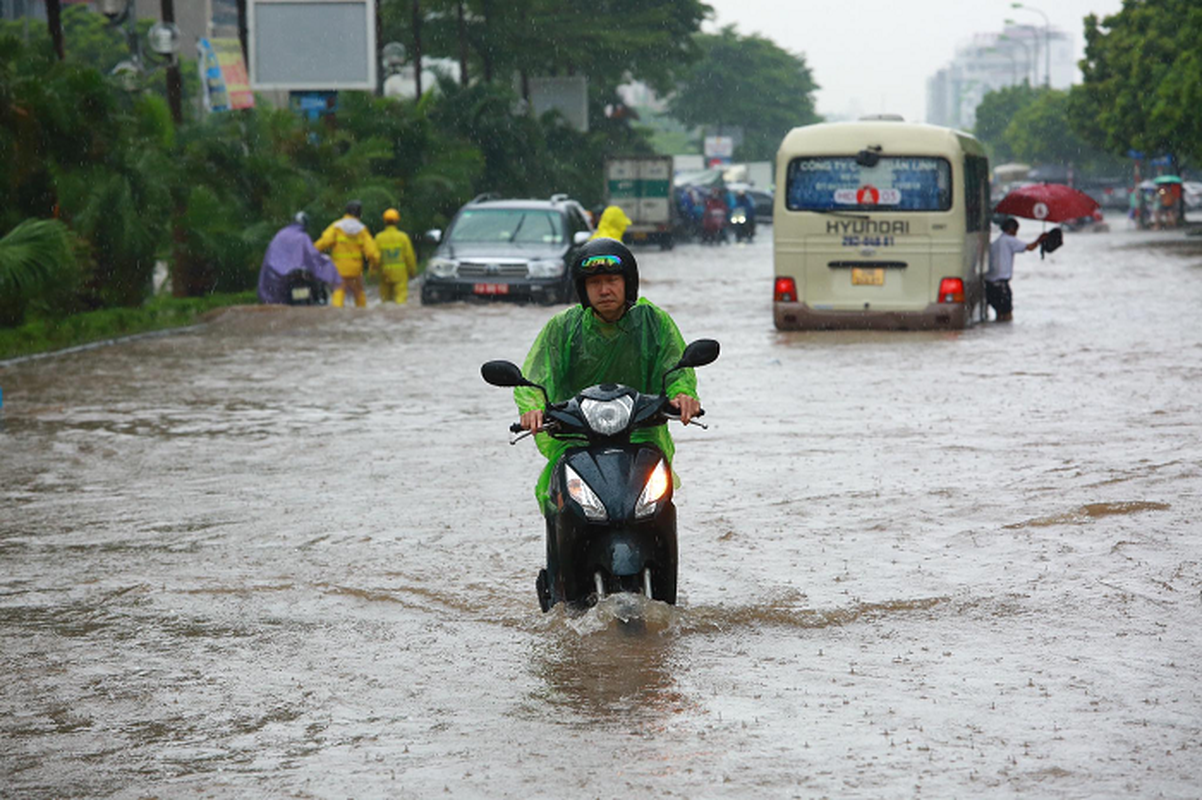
(994, 183), (1100, 223)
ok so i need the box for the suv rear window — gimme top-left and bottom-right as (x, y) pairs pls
(449, 209), (566, 244)
(786, 157), (952, 212)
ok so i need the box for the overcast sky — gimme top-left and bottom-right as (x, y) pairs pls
(703, 0), (1126, 123)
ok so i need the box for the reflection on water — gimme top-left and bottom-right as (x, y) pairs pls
(531, 591), (951, 724)
(535, 597), (687, 723)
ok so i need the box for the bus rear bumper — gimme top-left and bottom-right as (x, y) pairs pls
(774, 301), (971, 331)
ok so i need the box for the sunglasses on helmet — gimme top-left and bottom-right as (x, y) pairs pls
(580, 254), (623, 270)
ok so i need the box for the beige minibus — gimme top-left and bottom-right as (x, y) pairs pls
(773, 120), (990, 330)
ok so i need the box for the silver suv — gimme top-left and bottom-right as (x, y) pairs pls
(420, 194), (593, 305)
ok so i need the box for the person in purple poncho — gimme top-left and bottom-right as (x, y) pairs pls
(257, 212), (343, 305)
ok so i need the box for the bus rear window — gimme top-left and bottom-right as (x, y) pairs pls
(786, 157), (952, 212)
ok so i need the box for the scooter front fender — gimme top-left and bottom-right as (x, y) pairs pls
(550, 503), (677, 605)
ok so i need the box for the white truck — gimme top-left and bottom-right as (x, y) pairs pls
(604, 156), (675, 249)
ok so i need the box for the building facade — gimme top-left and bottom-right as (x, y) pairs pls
(926, 25), (1074, 131)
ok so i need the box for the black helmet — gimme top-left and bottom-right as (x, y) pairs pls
(293, 211), (310, 231)
(345, 200), (363, 218)
(571, 237), (639, 309)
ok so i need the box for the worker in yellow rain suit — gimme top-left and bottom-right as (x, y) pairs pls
(314, 200), (379, 307)
(373, 208), (418, 304)
(591, 205), (632, 241)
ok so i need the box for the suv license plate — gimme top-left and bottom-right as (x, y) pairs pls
(473, 283), (509, 295)
(851, 268), (884, 286)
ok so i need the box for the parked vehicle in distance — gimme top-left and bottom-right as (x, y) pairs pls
(773, 119), (990, 330)
(421, 195), (593, 305)
(605, 156), (676, 249)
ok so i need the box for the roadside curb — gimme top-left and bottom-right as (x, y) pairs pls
(0, 322), (210, 369)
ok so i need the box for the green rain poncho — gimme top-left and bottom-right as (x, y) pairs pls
(515, 298), (698, 514)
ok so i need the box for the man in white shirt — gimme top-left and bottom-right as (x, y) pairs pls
(986, 218), (1047, 322)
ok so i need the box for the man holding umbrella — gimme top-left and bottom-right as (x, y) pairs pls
(991, 183), (1100, 322)
(986, 219), (1047, 322)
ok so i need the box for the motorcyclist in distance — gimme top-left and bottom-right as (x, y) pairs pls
(257, 212), (342, 304)
(516, 237), (701, 514)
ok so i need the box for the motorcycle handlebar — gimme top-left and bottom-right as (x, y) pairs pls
(663, 407), (705, 420)
(509, 402), (707, 438)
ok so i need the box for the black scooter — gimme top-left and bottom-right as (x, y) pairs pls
(283, 270), (330, 305)
(481, 339), (720, 611)
(730, 206), (756, 242)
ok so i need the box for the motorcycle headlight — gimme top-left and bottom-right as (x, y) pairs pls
(427, 257), (458, 278)
(565, 464), (607, 522)
(580, 396), (634, 436)
(527, 258), (565, 278)
(635, 459), (671, 519)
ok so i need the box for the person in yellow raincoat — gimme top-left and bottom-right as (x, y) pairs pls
(590, 205), (632, 241)
(373, 208), (418, 304)
(314, 200), (380, 307)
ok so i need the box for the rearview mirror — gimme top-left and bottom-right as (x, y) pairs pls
(661, 339), (720, 395)
(425, 229), (442, 244)
(572, 231), (591, 245)
(481, 360), (528, 387)
(675, 339), (720, 370)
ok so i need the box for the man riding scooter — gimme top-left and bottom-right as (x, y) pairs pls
(514, 238), (703, 607)
(730, 189), (757, 242)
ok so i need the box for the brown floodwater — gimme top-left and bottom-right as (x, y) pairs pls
(2, 222), (1199, 797)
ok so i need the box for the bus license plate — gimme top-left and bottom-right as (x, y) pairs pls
(852, 268), (884, 286)
(473, 283), (509, 295)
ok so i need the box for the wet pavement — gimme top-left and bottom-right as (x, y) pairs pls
(2, 222), (1200, 797)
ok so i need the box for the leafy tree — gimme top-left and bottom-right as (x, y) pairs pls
(427, 77), (652, 208)
(1003, 89), (1123, 175)
(4, 0), (702, 320)
(0, 33), (174, 308)
(974, 83), (1040, 164)
(0, 219), (74, 327)
(58, 4), (135, 73)
(381, 0), (709, 98)
(1072, 0), (1202, 163)
(667, 25), (820, 161)
(974, 84), (1125, 177)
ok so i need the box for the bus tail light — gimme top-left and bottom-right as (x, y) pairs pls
(938, 277), (965, 303)
(774, 276), (797, 303)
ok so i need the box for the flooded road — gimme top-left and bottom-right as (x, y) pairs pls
(2, 223), (1200, 797)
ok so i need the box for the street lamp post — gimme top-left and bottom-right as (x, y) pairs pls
(1011, 3), (1050, 87)
(157, 0), (183, 124)
(98, 1), (182, 118)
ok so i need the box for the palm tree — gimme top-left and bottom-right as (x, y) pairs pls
(0, 218), (74, 327)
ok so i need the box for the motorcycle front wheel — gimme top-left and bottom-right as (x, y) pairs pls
(600, 567), (676, 605)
